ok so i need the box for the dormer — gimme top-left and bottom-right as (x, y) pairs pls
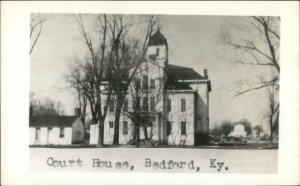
(147, 28), (168, 67)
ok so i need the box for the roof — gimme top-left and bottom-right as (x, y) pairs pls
(165, 82), (193, 90)
(164, 64), (205, 82)
(148, 28), (168, 46)
(164, 64), (211, 92)
(29, 115), (79, 127)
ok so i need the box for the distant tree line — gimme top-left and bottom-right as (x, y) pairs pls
(29, 92), (64, 117)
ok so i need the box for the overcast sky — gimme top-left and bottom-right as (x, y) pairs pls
(30, 14), (274, 130)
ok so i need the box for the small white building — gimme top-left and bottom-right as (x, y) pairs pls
(29, 115), (85, 145)
(229, 124), (247, 137)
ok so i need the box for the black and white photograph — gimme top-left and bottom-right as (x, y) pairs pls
(29, 13), (280, 171)
(1, 1), (299, 185)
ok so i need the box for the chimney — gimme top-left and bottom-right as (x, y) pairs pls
(74, 108), (81, 117)
(204, 69), (208, 79)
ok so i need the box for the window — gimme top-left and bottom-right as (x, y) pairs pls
(109, 100), (114, 112)
(123, 99), (128, 112)
(109, 121), (114, 128)
(143, 97), (148, 111)
(167, 121), (172, 135)
(181, 121), (186, 135)
(134, 97), (141, 111)
(142, 75), (148, 90)
(167, 99), (171, 112)
(108, 121), (114, 135)
(150, 79), (155, 89)
(135, 78), (141, 89)
(150, 97), (155, 111)
(181, 99), (186, 112)
(149, 54), (157, 61)
(48, 127), (52, 135)
(35, 128), (41, 143)
(123, 121), (128, 135)
(59, 128), (65, 138)
(156, 48), (160, 56)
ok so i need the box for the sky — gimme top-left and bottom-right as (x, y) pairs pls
(30, 14), (275, 131)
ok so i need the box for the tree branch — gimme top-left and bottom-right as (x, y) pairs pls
(30, 23), (43, 54)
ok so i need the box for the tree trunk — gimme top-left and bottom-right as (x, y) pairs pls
(97, 119), (105, 147)
(81, 97), (87, 125)
(113, 112), (120, 145)
(91, 110), (97, 124)
(270, 130), (273, 145)
(88, 97), (97, 124)
(113, 95), (125, 145)
(96, 84), (104, 147)
(135, 125), (140, 148)
(269, 116), (273, 145)
(133, 123), (137, 140)
(144, 126), (148, 140)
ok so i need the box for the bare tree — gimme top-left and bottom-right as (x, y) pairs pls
(71, 14), (158, 147)
(222, 16), (280, 143)
(115, 60), (166, 147)
(75, 14), (113, 147)
(219, 121), (234, 137)
(266, 85), (279, 143)
(253, 124), (264, 138)
(108, 15), (159, 145)
(30, 14), (48, 54)
(65, 62), (89, 125)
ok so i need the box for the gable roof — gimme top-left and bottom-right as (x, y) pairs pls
(164, 64), (211, 92)
(164, 64), (205, 82)
(29, 116), (79, 127)
(165, 82), (193, 90)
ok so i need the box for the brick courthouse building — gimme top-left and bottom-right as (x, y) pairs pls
(90, 29), (212, 146)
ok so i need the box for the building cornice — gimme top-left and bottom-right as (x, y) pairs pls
(177, 79), (210, 83)
(165, 89), (196, 94)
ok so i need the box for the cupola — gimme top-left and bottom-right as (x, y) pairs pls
(147, 28), (169, 66)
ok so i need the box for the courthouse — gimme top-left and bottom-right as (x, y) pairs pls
(90, 29), (212, 146)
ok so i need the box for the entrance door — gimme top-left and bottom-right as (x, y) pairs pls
(146, 122), (153, 140)
(143, 122), (153, 140)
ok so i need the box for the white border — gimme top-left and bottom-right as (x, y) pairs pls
(1, 1), (299, 185)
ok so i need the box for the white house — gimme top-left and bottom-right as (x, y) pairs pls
(29, 112), (85, 145)
(90, 29), (211, 146)
(229, 124), (247, 137)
